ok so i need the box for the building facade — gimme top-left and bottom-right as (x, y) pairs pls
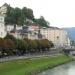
(9, 25), (44, 40)
(0, 3), (8, 16)
(0, 15), (6, 38)
(40, 27), (70, 47)
(6, 25), (22, 33)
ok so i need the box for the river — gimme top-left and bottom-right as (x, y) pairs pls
(37, 61), (75, 75)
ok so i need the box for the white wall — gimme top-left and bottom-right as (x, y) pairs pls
(40, 28), (70, 47)
(0, 15), (6, 38)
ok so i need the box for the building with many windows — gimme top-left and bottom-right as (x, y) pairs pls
(40, 27), (70, 47)
(0, 15), (6, 38)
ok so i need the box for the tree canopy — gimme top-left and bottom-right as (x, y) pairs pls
(34, 16), (50, 27)
(5, 5), (50, 27)
(5, 5), (34, 26)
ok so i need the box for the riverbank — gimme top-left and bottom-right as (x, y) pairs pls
(0, 55), (72, 75)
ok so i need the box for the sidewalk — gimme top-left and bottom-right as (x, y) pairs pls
(0, 53), (62, 62)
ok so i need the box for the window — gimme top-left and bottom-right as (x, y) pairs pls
(0, 17), (3, 21)
(1, 32), (3, 36)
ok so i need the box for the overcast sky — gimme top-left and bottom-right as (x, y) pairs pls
(0, 0), (75, 28)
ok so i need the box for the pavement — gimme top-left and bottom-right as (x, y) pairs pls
(0, 53), (62, 62)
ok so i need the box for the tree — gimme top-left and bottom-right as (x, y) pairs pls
(5, 5), (34, 26)
(5, 5), (15, 25)
(34, 40), (42, 52)
(5, 4), (50, 27)
(49, 41), (54, 47)
(14, 7), (22, 25)
(28, 40), (38, 52)
(34, 16), (50, 27)
(4, 34), (17, 46)
(3, 39), (15, 55)
(22, 7), (28, 24)
(0, 38), (15, 56)
(16, 39), (28, 55)
(27, 8), (34, 20)
(0, 38), (4, 57)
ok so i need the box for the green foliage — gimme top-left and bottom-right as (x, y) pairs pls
(34, 16), (50, 27)
(0, 38), (15, 56)
(4, 33), (16, 41)
(5, 5), (50, 27)
(4, 33), (17, 46)
(27, 8), (34, 20)
(0, 34), (54, 56)
(5, 5), (34, 26)
(5, 5), (15, 25)
(16, 39), (27, 51)
(49, 41), (54, 47)
(3, 39), (15, 55)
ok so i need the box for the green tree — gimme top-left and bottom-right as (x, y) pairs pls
(27, 8), (34, 20)
(49, 41), (54, 47)
(14, 7), (21, 25)
(34, 16), (50, 27)
(0, 39), (15, 56)
(5, 5), (15, 25)
(34, 40), (42, 52)
(5, 5), (34, 26)
(4, 34), (17, 46)
(0, 38), (4, 56)
(22, 7), (27, 24)
(3, 39), (15, 55)
(16, 39), (28, 55)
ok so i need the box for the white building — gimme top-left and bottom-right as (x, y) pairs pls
(0, 15), (6, 38)
(6, 25), (22, 32)
(28, 25), (41, 40)
(6, 25), (14, 32)
(9, 25), (44, 40)
(40, 27), (70, 47)
(0, 3), (8, 16)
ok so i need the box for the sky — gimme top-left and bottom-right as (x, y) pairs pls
(0, 0), (75, 28)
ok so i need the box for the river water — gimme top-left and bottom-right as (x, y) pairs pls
(37, 61), (75, 75)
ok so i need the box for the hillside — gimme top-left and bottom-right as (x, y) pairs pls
(64, 27), (75, 40)
(2, 3), (49, 27)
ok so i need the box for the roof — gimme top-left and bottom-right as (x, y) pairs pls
(0, 3), (9, 9)
(49, 26), (60, 29)
(10, 29), (28, 34)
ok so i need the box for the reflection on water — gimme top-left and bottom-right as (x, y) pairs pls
(37, 61), (75, 75)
